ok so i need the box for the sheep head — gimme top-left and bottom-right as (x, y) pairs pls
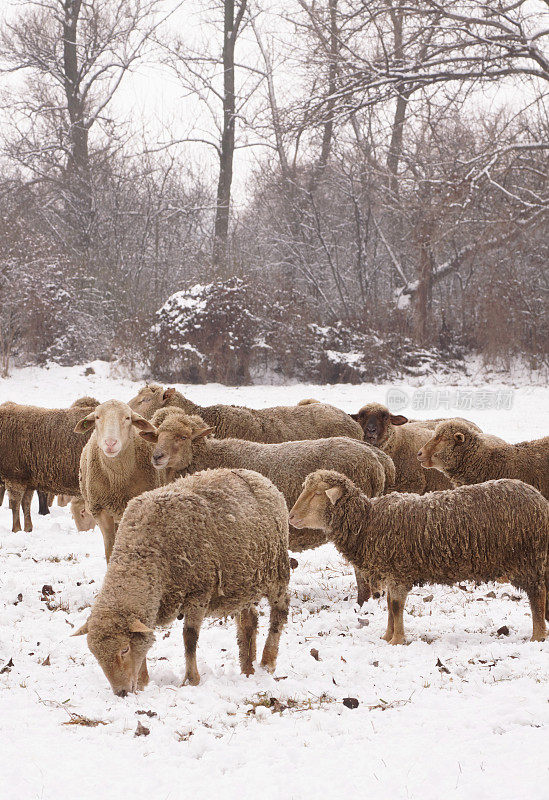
(417, 419), (477, 472)
(127, 384), (169, 419)
(351, 403), (407, 446)
(74, 614), (154, 696)
(74, 400), (156, 458)
(143, 408), (214, 472)
(289, 470), (356, 530)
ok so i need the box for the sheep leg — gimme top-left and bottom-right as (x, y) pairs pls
(96, 511), (116, 562)
(355, 568), (371, 605)
(0, 480), (5, 505)
(387, 584), (408, 645)
(137, 658), (149, 690)
(182, 607), (206, 686)
(22, 488), (34, 532)
(527, 584), (547, 642)
(37, 491), (50, 516)
(260, 591), (290, 673)
(8, 483), (24, 533)
(381, 589), (394, 641)
(236, 605), (258, 676)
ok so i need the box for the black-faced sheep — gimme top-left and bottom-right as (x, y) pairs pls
(74, 468), (290, 694)
(142, 407), (395, 604)
(418, 419), (549, 500)
(128, 384), (363, 442)
(290, 471), (549, 643)
(349, 402), (452, 493)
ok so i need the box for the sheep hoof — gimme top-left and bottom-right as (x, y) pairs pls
(24, 525), (33, 533)
(241, 663), (255, 677)
(389, 635), (406, 645)
(12, 524), (22, 533)
(182, 670), (201, 686)
(260, 660), (275, 674)
(530, 632), (546, 642)
(381, 632), (393, 642)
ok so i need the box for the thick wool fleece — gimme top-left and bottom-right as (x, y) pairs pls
(129, 384), (363, 442)
(423, 420), (549, 500)
(153, 409), (394, 552)
(353, 402), (452, 493)
(79, 428), (164, 522)
(0, 398), (98, 495)
(313, 471), (549, 598)
(87, 468), (290, 644)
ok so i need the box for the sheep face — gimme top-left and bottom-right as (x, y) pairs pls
(290, 473), (344, 530)
(417, 421), (474, 471)
(351, 403), (407, 446)
(142, 411), (214, 471)
(128, 385), (175, 418)
(70, 497), (95, 531)
(75, 400), (156, 458)
(76, 617), (155, 696)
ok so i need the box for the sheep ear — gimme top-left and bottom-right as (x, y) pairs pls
(325, 486), (344, 505)
(139, 429), (159, 443)
(163, 388), (176, 403)
(454, 432), (465, 443)
(74, 413), (96, 433)
(131, 412), (156, 434)
(390, 414), (408, 425)
(350, 413), (359, 421)
(192, 426), (215, 440)
(129, 618), (154, 634)
(72, 620), (89, 636)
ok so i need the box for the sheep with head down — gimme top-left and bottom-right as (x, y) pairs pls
(139, 406), (395, 605)
(290, 470), (549, 644)
(73, 468), (290, 695)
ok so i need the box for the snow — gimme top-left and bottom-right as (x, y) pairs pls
(0, 363), (548, 800)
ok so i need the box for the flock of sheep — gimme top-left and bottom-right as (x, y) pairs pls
(0, 385), (548, 696)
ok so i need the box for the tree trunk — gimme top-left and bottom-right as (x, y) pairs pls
(63, 0), (93, 248)
(213, 0), (247, 275)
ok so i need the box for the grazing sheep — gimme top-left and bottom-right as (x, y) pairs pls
(143, 407), (395, 604)
(290, 471), (549, 643)
(0, 397), (98, 532)
(418, 419), (549, 500)
(75, 400), (161, 561)
(349, 402), (452, 493)
(73, 468), (290, 694)
(70, 496), (96, 532)
(128, 384), (363, 442)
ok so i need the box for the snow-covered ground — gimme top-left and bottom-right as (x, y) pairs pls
(0, 363), (547, 800)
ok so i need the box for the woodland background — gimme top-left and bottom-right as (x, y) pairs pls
(0, 0), (547, 383)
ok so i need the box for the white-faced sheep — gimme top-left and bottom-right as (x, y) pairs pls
(73, 468), (290, 694)
(349, 402), (453, 493)
(290, 471), (549, 643)
(418, 419), (549, 500)
(0, 396), (98, 532)
(128, 383), (363, 442)
(75, 400), (160, 561)
(142, 406), (395, 604)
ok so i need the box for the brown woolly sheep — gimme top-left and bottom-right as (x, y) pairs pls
(142, 407), (395, 604)
(290, 471), (549, 643)
(418, 419), (549, 500)
(75, 400), (160, 561)
(73, 468), (290, 694)
(0, 396), (99, 532)
(128, 384), (363, 442)
(349, 402), (452, 493)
